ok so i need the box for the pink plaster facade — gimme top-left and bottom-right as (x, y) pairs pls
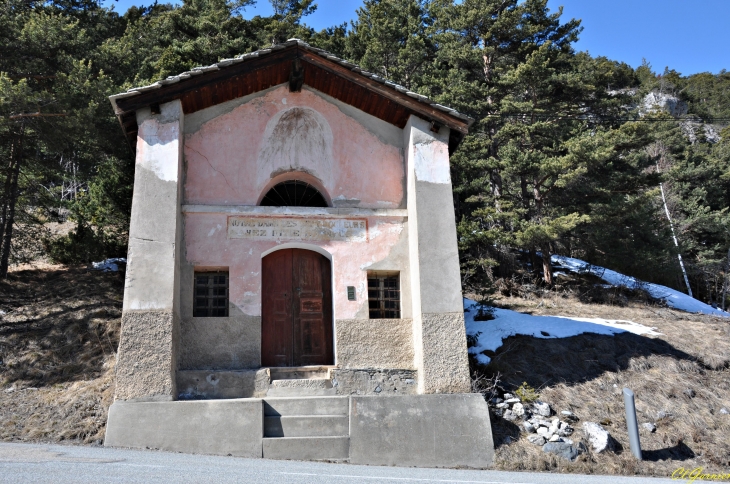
(182, 84), (409, 322)
(184, 213), (407, 319)
(183, 85), (404, 208)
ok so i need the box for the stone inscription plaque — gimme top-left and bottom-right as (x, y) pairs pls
(228, 216), (368, 242)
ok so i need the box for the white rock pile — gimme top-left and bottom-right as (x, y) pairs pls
(524, 415), (575, 446)
(489, 397), (577, 446)
(488, 395), (624, 461)
(491, 394), (534, 420)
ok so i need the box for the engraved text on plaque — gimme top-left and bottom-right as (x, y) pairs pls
(228, 216), (368, 242)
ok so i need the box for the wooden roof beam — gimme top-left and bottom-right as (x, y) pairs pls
(299, 51), (470, 135)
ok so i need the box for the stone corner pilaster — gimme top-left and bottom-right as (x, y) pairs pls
(419, 312), (471, 395)
(115, 310), (177, 401)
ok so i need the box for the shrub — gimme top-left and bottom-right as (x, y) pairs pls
(515, 381), (540, 403)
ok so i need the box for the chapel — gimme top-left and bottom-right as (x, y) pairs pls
(104, 39), (494, 467)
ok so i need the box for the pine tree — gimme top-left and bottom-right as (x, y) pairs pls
(0, 0), (726, 300)
(0, 0), (130, 272)
(346, 0), (434, 90)
(662, 132), (730, 303)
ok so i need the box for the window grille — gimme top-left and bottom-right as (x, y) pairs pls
(194, 272), (229, 317)
(367, 272), (400, 319)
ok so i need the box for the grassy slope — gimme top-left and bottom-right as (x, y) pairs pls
(1, 266), (728, 477)
(0, 266), (121, 444)
(481, 294), (730, 476)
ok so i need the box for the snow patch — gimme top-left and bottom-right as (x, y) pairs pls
(552, 255), (729, 317)
(464, 298), (661, 365)
(92, 258), (126, 272)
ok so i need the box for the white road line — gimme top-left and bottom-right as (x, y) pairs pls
(276, 472), (536, 484)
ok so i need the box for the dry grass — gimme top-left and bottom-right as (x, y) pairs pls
(2, 264), (729, 478)
(477, 290), (730, 477)
(0, 266), (121, 444)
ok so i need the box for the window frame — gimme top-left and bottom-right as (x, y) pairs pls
(193, 271), (230, 318)
(367, 271), (401, 319)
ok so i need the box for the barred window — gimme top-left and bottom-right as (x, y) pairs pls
(368, 272), (400, 319)
(194, 272), (229, 317)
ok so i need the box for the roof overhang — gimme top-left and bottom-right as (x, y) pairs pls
(110, 40), (473, 154)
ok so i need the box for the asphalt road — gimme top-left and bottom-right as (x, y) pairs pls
(0, 442), (681, 484)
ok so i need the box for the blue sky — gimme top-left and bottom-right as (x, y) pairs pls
(104, 0), (729, 75)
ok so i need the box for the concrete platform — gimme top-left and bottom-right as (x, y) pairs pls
(104, 394), (494, 467)
(104, 399), (263, 458)
(349, 394), (494, 468)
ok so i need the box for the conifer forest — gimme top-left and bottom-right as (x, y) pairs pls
(1, 0), (729, 307)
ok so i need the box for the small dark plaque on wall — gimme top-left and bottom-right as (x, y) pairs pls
(347, 286), (356, 301)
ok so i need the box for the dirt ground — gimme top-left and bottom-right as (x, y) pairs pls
(0, 266), (121, 444)
(479, 291), (730, 477)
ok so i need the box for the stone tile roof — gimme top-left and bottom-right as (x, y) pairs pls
(109, 38), (473, 125)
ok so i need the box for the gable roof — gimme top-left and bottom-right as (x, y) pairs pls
(110, 39), (472, 154)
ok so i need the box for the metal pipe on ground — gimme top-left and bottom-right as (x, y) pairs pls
(623, 387), (642, 460)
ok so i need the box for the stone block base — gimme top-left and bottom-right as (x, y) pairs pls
(421, 312), (472, 394)
(331, 369), (417, 395)
(177, 369), (270, 399)
(115, 310), (176, 401)
(104, 399), (263, 458)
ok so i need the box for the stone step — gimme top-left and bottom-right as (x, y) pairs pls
(270, 378), (333, 389)
(263, 436), (350, 461)
(264, 415), (349, 438)
(268, 366), (334, 380)
(267, 378), (336, 397)
(264, 396), (349, 416)
(266, 387), (337, 397)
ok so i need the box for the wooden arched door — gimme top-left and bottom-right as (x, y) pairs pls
(261, 249), (333, 367)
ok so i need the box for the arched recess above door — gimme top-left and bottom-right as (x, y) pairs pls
(260, 180), (328, 207)
(258, 172), (331, 207)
